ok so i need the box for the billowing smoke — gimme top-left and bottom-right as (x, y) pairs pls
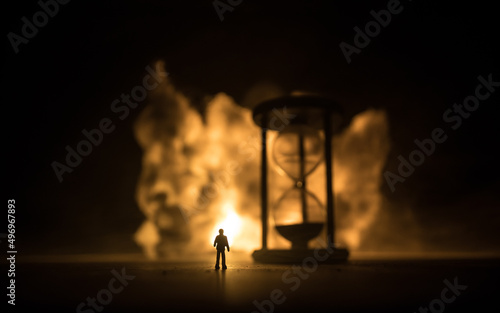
(133, 61), (397, 259)
(333, 110), (391, 248)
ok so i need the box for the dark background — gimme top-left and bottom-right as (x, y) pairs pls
(2, 0), (499, 255)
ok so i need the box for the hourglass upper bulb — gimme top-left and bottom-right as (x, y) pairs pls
(272, 124), (324, 180)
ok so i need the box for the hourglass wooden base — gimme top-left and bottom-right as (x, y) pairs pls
(252, 247), (349, 264)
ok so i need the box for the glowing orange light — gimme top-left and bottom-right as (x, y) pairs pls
(212, 202), (242, 246)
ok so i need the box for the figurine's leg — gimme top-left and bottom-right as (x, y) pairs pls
(222, 251), (226, 269)
(215, 251), (220, 269)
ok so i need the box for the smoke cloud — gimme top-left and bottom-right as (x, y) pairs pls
(133, 61), (407, 259)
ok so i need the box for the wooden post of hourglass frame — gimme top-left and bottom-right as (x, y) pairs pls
(298, 131), (308, 223)
(260, 113), (269, 250)
(324, 109), (335, 246)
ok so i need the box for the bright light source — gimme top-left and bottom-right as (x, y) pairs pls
(213, 202), (242, 246)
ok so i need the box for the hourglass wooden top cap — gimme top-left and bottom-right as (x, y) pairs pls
(252, 95), (344, 132)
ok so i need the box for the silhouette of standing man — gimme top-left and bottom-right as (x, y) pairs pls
(213, 229), (230, 270)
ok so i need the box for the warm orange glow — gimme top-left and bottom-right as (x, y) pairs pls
(212, 202), (241, 246)
(210, 200), (261, 253)
(133, 62), (391, 259)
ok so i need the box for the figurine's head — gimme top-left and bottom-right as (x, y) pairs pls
(219, 229), (224, 234)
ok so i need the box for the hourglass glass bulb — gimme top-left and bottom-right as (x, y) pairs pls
(273, 187), (325, 249)
(272, 124), (324, 181)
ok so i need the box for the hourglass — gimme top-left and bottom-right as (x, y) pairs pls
(251, 95), (349, 263)
(273, 124), (325, 249)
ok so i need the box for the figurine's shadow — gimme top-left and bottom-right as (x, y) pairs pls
(215, 268), (226, 300)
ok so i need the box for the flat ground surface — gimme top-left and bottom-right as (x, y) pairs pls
(2, 253), (499, 313)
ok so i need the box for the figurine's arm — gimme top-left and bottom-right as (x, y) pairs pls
(226, 237), (230, 252)
(213, 236), (217, 247)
